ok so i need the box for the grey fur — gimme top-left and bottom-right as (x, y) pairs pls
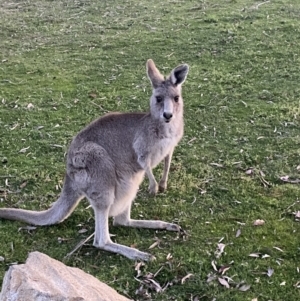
(0, 59), (189, 260)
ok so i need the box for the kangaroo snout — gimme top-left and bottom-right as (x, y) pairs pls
(163, 112), (173, 122)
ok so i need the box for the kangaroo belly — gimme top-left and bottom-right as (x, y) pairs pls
(109, 171), (144, 217)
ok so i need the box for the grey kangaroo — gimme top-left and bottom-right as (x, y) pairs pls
(0, 59), (189, 260)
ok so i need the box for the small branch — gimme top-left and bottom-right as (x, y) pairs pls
(256, 1), (271, 10)
(285, 200), (300, 212)
(89, 101), (106, 111)
(65, 232), (95, 258)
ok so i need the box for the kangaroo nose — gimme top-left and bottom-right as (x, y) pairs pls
(163, 112), (173, 120)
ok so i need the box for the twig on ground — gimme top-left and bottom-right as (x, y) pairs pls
(65, 232), (95, 258)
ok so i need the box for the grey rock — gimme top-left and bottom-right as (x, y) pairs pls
(0, 251), (131, 301)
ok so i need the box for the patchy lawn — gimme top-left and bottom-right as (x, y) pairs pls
(0, 0), (300, 300)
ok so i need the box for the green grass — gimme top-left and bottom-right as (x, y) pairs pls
(1, 0), (300, 300)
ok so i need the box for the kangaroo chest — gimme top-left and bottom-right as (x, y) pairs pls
(149, 134), (179, 168)
(133, 120), (183, 170)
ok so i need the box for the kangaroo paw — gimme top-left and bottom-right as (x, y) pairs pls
(166, 223), (181, 232)
(148, 182), (158, 195)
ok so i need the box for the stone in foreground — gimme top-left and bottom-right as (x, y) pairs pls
(0, 251), (131, 301)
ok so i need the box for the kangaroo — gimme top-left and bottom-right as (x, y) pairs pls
(0, 59), (189, 261)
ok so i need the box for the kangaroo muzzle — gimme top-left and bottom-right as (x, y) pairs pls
(163, 112), (173, 122)
(162, 100), (174, 123)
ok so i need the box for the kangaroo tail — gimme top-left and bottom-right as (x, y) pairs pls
(0, 174), (83, 226)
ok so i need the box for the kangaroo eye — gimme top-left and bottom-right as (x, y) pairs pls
(174, 96), (179, 102)
(156, 96), (163, 103)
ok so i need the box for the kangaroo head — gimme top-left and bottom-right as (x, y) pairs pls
(146, 59), (189, 123)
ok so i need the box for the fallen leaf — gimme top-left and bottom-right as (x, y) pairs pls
(280, 175), (289, 181)
(218, 277), (230, 288)
(261, 254), (270, 259)
(222, 275), (234, 283)
(238, 284), (251, 291)
(207, 273), (216, 283)
(187, 137), (197, 145)
(88, 92), (97, 99)
(210, 163), (224, 168)
(146, 278), (162, 292)
(20, 181), (27, 189)
(135, 285), (150, 298)
(211, 260), (218, 272)
(280, 281), (286, 286)
(251, 298), (258, 301)
(219, 265), (231, 275)
(258, 171), (271, 187)
(236, 229), (241, 237)
(198, 188), (206, 195)
(148, 240), (160, 249)
(135, 261), (145, 278)
(253, 219), (265, 226)
(57, 237), (71, 243)
(10, 123), (19, 130)
(267, 268), (274, 277)
(50, 144), (63, 148)
(273, 246), (284, 252)
(18, 226), (37, 232)
(78, 228), (88, 234)
(232, 161), (242, 165)
(280, 176), (300, 184)
(218, 244), (226, 253)
(245, 168), (253, 175)
(215, 243), (226, 258)
(19, 146), (30, 153)
(27, 103), (34, 109)
(181, 273), (193, 284)
(135, 261), (144, 271)
(249, 253), (260, 258)
(294, 281), (300, 288)
(0, 256), (4, 262)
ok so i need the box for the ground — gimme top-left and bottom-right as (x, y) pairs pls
(0, 1), (300, 300)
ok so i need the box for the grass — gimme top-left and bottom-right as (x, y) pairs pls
(1, 0), (300, 300)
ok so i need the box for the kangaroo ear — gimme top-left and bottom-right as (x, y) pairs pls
(146, 59), (164, 88)
(170, 64), (189, 86)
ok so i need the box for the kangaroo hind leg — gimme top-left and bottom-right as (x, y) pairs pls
(76, 143), (153, 261)
(87, 191), (153, 261)
(113, 203), (181, 232)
